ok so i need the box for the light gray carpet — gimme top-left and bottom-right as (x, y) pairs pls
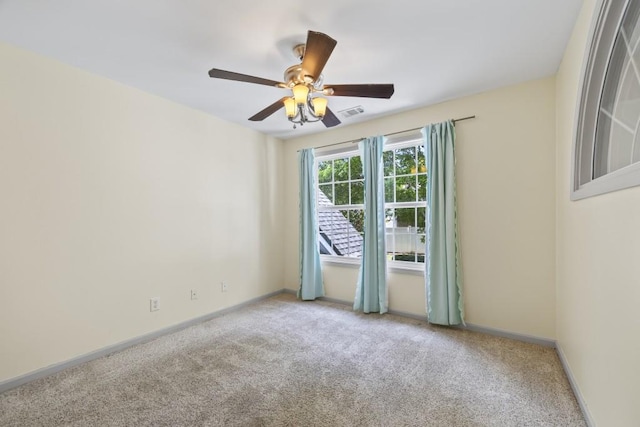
(1, 293), (585, 426)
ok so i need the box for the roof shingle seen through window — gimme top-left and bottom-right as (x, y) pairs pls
(317, 190), (363, 256)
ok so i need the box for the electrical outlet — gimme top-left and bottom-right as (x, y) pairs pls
(190, 289), (198, 300)
(150, 297), (160, 312)
(221, 281), (228, 293)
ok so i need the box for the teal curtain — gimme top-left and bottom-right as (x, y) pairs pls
(354, 136), (387, 314)
(422, 121), (464, 325)
(298, 149), (324, 300)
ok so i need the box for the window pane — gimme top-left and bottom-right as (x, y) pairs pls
(600, 38), (627, 113)
(417, 145), (426, 173)
(395, 207), (416, 228)
(594, 112), (612, 178)
(336, 209), (363, 257)
(395, 147), (416, 175)
(383, 150), (394, 176)
(335, 183), (349, 205)
(338, 210), (351, 255)
(385, 234), (394, 257)
(385, 208), (394, 228)
(319, 230), (331, 254)
(350, 209), (365, 234)
(318, 160), (333, 183)
(609, 122), (635, 172)
(623, 0), (640, 48)
(325, 212), (339, 254)
(318, 208), (365, 258)
(385, 177), (394, 202)
(417, 207), (426, 234)
(350, 156), (363, 180)
(393, 227), (416, 263)
(393, 222), (418, 263)
(396, 176), (417, 202)
(334, 158), (349, 181)
(350, 180), (364, 204)
(613, 59), (640, 129)
(418, 174), (427, 201)
(416, 234), (426, 263)
(319, 184), (333, 204)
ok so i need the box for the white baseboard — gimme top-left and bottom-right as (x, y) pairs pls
(303, 291), (557, 347)
(459, 323), (556, 347)
(556, 343), (595, 427)
(0, 289), (284, 394)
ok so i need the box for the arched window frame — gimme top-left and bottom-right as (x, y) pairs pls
(573, 0), (640, 199)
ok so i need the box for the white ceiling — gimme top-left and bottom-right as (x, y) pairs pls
(0, 0), (583, 140)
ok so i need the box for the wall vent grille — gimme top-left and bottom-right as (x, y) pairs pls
(338, 106), (364, 119)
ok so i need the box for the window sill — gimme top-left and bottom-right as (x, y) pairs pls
(320, 255), (360, 268)
(388, 261), (425, 276)
(571, 162), (640, 200)
(320, 255), (425, 276)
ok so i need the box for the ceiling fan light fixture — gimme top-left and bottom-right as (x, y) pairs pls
(312, 97), (327, 117)
(284, 97), (296, 118)
(293, 84), (309, 105)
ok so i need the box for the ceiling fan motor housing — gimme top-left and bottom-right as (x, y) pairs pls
(284, 64), (315, 87)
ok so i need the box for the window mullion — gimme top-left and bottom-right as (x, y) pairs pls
(414, 206), (418, 262)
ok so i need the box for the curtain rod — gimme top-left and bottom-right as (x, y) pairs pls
(299, 115), (476, 151)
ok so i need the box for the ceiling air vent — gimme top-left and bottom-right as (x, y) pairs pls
(338, 105), (364, 119)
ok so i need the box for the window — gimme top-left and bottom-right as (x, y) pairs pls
(573, 0), (640, 199)
(317, 154), (365, 258)
(383, 143), (427, 264)
(316, 137), (426, 269)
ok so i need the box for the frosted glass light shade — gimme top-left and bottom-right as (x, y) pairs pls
(312, 97), (327, 117)
(293, 84), (309, 105)
(284, 98), (296, 118)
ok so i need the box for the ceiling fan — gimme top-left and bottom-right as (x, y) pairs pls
(208, 31), (395, 129)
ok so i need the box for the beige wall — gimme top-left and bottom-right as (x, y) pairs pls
(556, 1), (640, 425)
(283, 77), (557, 340)
(0, 43), (284, 383)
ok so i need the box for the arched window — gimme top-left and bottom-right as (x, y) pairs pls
(573, 0), (640, 199)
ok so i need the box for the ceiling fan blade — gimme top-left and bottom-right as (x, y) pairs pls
(208, 68), (284, 87)
(322, 107), (341, 128)
(301, 31), (337, 81)
(325, 84), (395, 99)
(248, 97), (289, 121)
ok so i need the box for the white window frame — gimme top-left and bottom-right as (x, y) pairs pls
(572, 0), (640, 200)
(315, 134), (427, 273)
(316, 150), (365, 260)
